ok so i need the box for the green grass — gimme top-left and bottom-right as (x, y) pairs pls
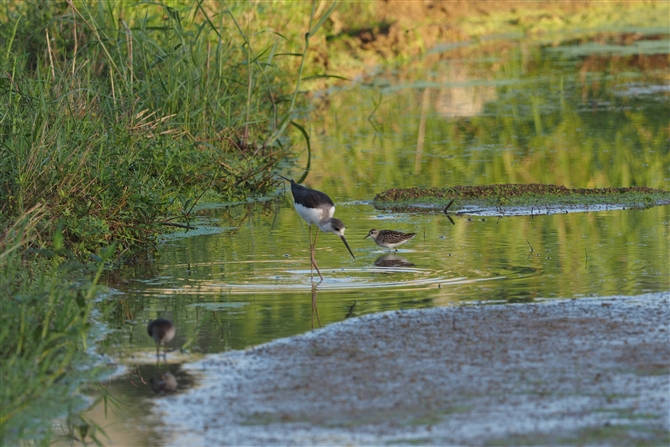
(0, 0), (336, 257)
(0, 1), (335, 443)
(0, 208), (113, 445)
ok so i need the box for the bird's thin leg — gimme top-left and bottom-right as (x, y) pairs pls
(311, 227), (323, 281)
(308, 225), (314, 279)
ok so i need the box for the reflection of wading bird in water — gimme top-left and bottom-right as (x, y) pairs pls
(151, 371), (178, 394)
(365, 229), (416, 251)
(147, 318), (175, 361)
(278, 175), (355, 281)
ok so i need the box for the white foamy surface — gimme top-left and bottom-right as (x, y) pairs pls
(155, 292), (670, 446)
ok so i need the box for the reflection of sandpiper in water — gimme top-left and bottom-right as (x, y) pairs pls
(151, 370), (178, 394)
(365, 229), (416, 251)
(374, 253), (415, 268)
(279, 175), (355, 281)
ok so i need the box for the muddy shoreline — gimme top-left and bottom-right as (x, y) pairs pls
(156, 293), (669, 446)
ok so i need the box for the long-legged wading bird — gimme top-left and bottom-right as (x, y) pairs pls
(147, 318), (175, 361)
(279, 175), (355, 281)
(364, 229), (416, 251)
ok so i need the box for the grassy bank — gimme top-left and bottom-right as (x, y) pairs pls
(0, 0), (332, 256)
(0, 0), (333, 443)
(1, 207), (113, 444)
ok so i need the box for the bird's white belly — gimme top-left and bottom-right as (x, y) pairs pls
(294, 202), (334, 228)
(376, 239), (405, 249)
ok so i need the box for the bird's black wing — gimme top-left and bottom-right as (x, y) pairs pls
(290, 181), (334, 209)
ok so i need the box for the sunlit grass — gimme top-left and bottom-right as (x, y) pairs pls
(0, 0), (323, 256)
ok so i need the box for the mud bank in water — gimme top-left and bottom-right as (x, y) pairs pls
(156, 293), (669, 446)
(372, 184), (670, 216)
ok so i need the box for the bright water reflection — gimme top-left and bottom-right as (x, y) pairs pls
(87, 32), (669, 446)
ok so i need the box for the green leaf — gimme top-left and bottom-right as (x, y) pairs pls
(310, 1), (338, 37)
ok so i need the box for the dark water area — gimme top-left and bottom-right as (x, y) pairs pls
(80, 32), (669, 446)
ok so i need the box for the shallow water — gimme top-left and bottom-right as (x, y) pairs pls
(81, 32), (669, 446)
(111, 204), (668, 352)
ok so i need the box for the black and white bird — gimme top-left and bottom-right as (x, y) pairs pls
(279, 175), (354, 281)
(364, 229), (416, 251)
(147, 318), (175, 361)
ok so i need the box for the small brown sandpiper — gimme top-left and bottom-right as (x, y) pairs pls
(147, 318), (175, 360)
(364, 229), (416, 251)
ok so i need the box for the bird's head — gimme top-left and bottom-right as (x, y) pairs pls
(364, 228), (379, 240)
(323, 218), (355, 259)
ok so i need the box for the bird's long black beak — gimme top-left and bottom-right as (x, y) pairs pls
(341, 236), (355, 260)
(363, 233), (371, 239)
(277, 174), (290, 182)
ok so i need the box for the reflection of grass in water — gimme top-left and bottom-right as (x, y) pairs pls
(307, 36), (669, 199)
(548, 39), (670, 57)
(159, 225), (229, 240)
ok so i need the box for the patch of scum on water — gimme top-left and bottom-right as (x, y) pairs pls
(154, 292), (669, 446)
